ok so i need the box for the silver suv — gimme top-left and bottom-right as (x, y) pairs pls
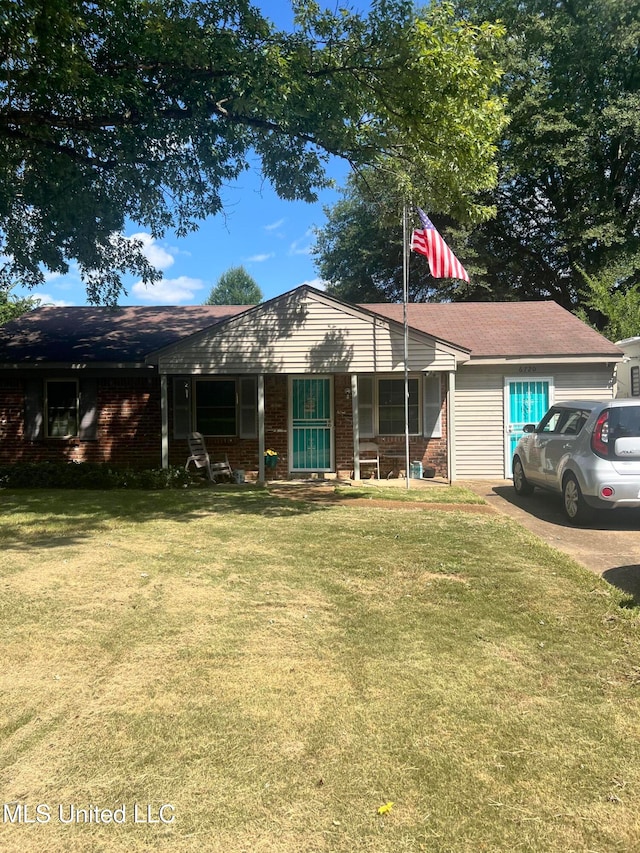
(512, 399), (640, 524)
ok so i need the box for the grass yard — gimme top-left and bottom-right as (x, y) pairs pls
(0, 486), (639, 852)
(333, 483), (486, 503)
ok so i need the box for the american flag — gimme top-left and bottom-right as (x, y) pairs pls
(410, 208), (469, 282)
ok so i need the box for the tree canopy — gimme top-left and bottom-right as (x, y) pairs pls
(461, 0), (640, 311)
(0, 0), (505, 304)
(315, 0), (640, 321)
(0, 287), (40, 324)
(205, 265), (262, 305)
(313, 169), (481, 302)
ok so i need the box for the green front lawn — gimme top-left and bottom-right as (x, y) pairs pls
(0, 488), (638, 852)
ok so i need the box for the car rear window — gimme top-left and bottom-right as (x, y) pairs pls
(591, 406), (640, 459)
(610, 406), (640, 440)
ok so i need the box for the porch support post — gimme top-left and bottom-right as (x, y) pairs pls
(160, 373), (169, 469)
(447, 371), (456, 483)
(258, 374), (265, 483)
(351, 374), (360, 480)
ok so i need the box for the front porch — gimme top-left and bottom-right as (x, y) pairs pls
(163, 371), (451, 483)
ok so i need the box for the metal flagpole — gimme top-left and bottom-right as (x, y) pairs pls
(402, 203), (410, 490)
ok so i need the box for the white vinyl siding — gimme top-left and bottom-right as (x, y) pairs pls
(455, 370), (506, 478)
(157, 291), (462, 375)
(553, 369), (614, 402)
(454, 364), (615, 478)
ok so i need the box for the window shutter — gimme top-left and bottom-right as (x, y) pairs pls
(632, 366), (640, 397)
(423, 374), (442, 438)
(24, 378), (44, 439)
(173, 378), (191, 438)
(239, 376), (258, 438)
(79, 379), (98, 440)
(357, 376), (375, 438)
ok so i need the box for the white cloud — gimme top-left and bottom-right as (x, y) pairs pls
(246, 253), (274, 263)
(42, 270), (64, 283)
(34, 293), (75, 307)
(300, 277), (327, 291)
(265, 218), (285, 232)
(129, 232), (175, 270)
(289, 232), (313, 256)
(131, 276), (205, 305)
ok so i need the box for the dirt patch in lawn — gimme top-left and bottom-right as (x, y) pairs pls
(267, 484), (496, 513)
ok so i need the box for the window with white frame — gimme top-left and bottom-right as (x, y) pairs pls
(45, 379), (79, 438)
(357, 375), (442, 438)
(172, 376), (258, 438)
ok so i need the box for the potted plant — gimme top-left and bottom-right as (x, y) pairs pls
(264, 449), (278, 469)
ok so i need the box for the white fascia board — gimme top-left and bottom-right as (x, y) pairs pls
(465, 355), (623, 366)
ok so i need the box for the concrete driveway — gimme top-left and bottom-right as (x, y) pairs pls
(460, 479), (640, 600)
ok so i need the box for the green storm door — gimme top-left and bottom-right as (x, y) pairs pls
(291, 378), (333, 471)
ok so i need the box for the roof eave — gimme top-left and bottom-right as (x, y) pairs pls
(0, 361), (156, 371)
(465, 354), (623, 365)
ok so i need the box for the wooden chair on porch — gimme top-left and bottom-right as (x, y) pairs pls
(358, 441), (381, 479)
(185, 432), (233, 482)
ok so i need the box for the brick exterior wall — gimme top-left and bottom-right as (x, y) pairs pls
(167, 375), (287, 477)
(0, 372), (449, 478)
(349, 373), (449, 480)
(0, 376), (162, 468)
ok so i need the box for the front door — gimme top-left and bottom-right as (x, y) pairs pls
(290, 377), (333, 472)
(505, 377), (552, 477)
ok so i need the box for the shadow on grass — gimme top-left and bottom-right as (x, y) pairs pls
(603, 565), (640, 607)
(0, 486), (329, 551)
(490, 485), (640, 531)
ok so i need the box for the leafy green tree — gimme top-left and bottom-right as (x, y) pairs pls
(315, 0), (640, 315)
(0, 287), (40, 324)
(205, 266), (262, 305)
(460, 0), (640, 310)
(576, 252), (640, 343)
(313, 169), (483, 303)
(0, 0), (505, 304)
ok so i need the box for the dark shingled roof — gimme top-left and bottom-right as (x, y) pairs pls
(365, 301), (622, 358)
(0, 298), (621, 364)
(0, 305), (247, 363)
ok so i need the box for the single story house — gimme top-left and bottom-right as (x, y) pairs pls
(0, 285), (623, 480)
(614, 337), (640, 398)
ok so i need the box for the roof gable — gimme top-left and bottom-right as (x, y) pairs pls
(151, 286), (469, 373)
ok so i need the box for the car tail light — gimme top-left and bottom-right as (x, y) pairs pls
(601, 486), (615, 498)
(591, 411), (610, 458)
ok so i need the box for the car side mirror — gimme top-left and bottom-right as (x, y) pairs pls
(523, 424), (536, 433)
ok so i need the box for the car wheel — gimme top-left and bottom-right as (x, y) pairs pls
(513, 456), (534, 496)
(562, 474), (592, 525)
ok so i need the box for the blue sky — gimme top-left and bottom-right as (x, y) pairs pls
(14, 0), (359, 309)
(21, 160), (350, 308)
